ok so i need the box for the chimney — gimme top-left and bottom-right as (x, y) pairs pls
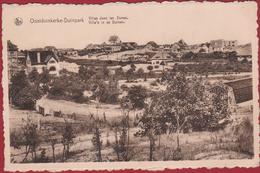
(37, 52), (41, 63)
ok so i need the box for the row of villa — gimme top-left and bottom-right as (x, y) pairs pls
(7, 38), (252, 79)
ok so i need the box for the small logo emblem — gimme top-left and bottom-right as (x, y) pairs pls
(14, 17), (23, 26)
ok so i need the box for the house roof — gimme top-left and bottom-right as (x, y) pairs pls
(171, 43), (180, 50)
(225, 78), (252, 103)
(85, 44), (101, 50)
(151, 52), (171, 60)
(235, 43), (252, 56)
(225, 78), (252, 90)
(27, 50), (59, 65)
(17, 52), (26, 58)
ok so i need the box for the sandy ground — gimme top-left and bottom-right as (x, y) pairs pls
(35, 98), (141, 121)
(9, 101), (253, 163)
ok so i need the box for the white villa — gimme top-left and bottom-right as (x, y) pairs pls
(26, 50), (60, 76)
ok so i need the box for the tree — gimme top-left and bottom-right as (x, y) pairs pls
(10, 130), (23, 150)
(7, 40), (18, 51)
(92, 80), (119, 104)
(61, 120), (74, 161)
(113, 118), (128, 161)
(21, 117), (40, 162)
(130, 63), (136, 72)
(37, 69), (51, 94)
(46, 129), (58, 163)
(136, 68), (144, 78)
(48, 74), (86, 102)
(28, 68), (50, 94)
(78, 65), (96, 82)
(12, 85), (40, 110)
(119, 96), (134, 161)
(227, 51), (238, 62)
(147, 65), (153, 75)
(137, 72), (231, 158)
(102, 65), (110, 79)
(126, 86), (147, 110)
(119, 86), (147, 160)
(126, 68), (134, 82)
(10, 70), (41, 109)
(135, 103), (157, 161)
(108, 35), (121, 44)
(115, 67), (124, 77)
(178, 39), (188, 50)
(110, 121), (120, 161)
(206, 83), (231, 131)
(28, 68), (40, 83)
(92, 126), (103, 162)
(9, 70), (29, 99)
(50, 138), (57, 162)
(39, 69), (50, 84)
(181, 51), (194, 60)
(146, 41), (159, 48)
(241, 57), (248, 64)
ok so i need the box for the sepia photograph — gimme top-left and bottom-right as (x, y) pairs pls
(2, 1), (259, 171)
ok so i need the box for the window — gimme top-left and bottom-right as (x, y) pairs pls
(49, 66), (56, 71)
(39, 106), (45, 116)
(49, 60), (56, 64)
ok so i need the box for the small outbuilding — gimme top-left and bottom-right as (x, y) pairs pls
(224, 78), (252, 105)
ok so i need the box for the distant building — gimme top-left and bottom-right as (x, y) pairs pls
(85, 44), (102, 54)
(149, 52), (172, 71)
(44, 46), (57, 52)
(64, 48), (78, 57)
(210, 39), (238, 52)
(59, 61), (79, 73)
(235, 43), (252, 62)
(26, 50), (60, 76)
(144, 41), (159, 51)
(121, 42), (138, 50)
(188, 44), (200, 53)
(7, 43), (26, 80)
(108, 44), (122, 52)
(199, 43), (212, 53)
(171, 43), (181, 53)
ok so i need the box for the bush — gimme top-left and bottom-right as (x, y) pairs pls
(120, 84), (128, 91)
(74, 95), (89, 103)
(10, 70), (41, 109)
(49, 85), (64, 97)
(92, 80), (119, 104)
(10, 130), (24, 149)
(150, 80), (158, 86)
(232, 117), (254, 155)
(12, 85), (40, 109)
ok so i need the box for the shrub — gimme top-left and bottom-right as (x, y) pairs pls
(150, 80), (158, 86)
(232, 117), (254, 155)
(10, 70), (41, 109)
(172, 148), (183, 161)
(12, 85), (40, 109)
(120, 84), (129, 91)
(74, 96), (89, 103)
(10, 130), (24, 149)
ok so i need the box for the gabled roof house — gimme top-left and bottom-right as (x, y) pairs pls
(26, 50), (60, 76)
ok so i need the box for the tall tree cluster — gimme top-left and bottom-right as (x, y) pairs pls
(9, 70), (42, 109)
(136, 72), (231, 159)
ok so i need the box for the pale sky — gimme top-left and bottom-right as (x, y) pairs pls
(2, 1), (258, 50)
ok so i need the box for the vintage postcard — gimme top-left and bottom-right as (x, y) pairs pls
(1, 1), (259, 171)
